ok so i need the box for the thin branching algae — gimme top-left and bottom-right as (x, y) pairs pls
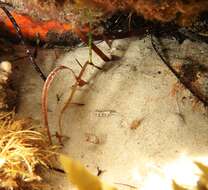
(0, 111), (58, 190)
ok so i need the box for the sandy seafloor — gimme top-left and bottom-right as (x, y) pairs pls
(9, 36), (208, 190)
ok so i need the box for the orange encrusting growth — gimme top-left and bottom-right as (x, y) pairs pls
(1, 11), (73, 40)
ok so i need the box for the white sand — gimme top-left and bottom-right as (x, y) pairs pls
(16, 37), (208, 190)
